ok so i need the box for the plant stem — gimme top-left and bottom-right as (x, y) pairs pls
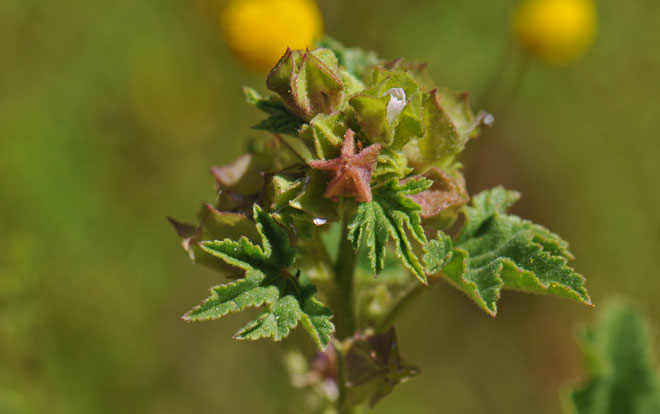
(376, 276), (441, 332)
(376, 282), (425, 332)
(334, 340), (350, 414)
(310, 228), (334, 282)
(334, 215), (357, 340)
(333, 212), (358, 413)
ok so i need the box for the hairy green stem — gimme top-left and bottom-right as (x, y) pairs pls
(376, 282), (425, 332)
(376, 276), (441, 332)
(333, 212), (358, 413)
(310, 228), (335, 282)
(334, 340), (349, 414)
(334, 216), (357, 339)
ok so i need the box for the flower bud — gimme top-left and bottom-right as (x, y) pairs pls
(349, 68), (424, 149)
(267, 48), (344, 121)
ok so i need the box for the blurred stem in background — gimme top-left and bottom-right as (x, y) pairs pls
(476, 44), (531, 120)
(478, 0), (597, 119)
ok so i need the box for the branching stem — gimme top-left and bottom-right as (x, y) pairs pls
(376, 276), (440, 332)
(376, 282), (425, 332)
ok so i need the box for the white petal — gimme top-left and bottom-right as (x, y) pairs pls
(383, 87), (407, 124)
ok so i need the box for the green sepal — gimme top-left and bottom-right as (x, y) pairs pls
(563, 302), (660, 414)
(404, 88), (481, 171)
(349, 68), (424, 149)
(262, 170), (340, 231)
(299, 112), (347, 159)
(244, 87), (305, 136)
(261, 171), (305, 213)
(383, 58), (436, 91)
(347, 178), (432, 284)
(261, 177), (316, 239)
(424, 187), (591, 316)
(266, 48), (344, 121)
(184, 205), (334, 349)
(288, 169), (341, 223)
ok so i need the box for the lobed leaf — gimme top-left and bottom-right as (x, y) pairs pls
(244, 87), (305, 136)
(424, 187), (591, 316)
(372, 148), (412, 183)
(348, 179), (431, 284)
(563, 302), (660, 414)
(168, 203), (260, 277)
(183, 204), (334, 349)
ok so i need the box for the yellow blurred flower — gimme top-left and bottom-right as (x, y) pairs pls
(221, 0), (324, 72)
(513, 0), (597, 65)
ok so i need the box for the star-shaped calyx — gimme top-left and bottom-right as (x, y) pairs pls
(309, 129), (382, 203)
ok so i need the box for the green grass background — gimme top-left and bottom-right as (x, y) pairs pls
(1, 0), (659, 412)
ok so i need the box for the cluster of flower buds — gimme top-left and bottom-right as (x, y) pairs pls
(200, 40), (488, 241)
(171, 38), (493, 277)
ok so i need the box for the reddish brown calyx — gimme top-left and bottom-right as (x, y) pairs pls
(406, 167), (468, 219)
(309, 129), (382, 203)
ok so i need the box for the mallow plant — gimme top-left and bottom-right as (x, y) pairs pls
(170, 38), (592, 413)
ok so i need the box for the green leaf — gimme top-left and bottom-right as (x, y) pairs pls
(423, 231), (453, 275)
(348, 179), (431, 284)
(183, 205), (334, 349)
(563, 301), (660, 414)
(168, 203), (261, 277)
(244, 87), (305, 136)
(372, 147), (412, 183)
(424, 187), (591, 316)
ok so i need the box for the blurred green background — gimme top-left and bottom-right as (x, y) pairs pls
(1, 0), (659, 413)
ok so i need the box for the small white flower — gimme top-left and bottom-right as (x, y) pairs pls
(383, 88), (407, 124)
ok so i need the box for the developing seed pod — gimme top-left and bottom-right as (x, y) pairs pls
(267, 48), (345, 121)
